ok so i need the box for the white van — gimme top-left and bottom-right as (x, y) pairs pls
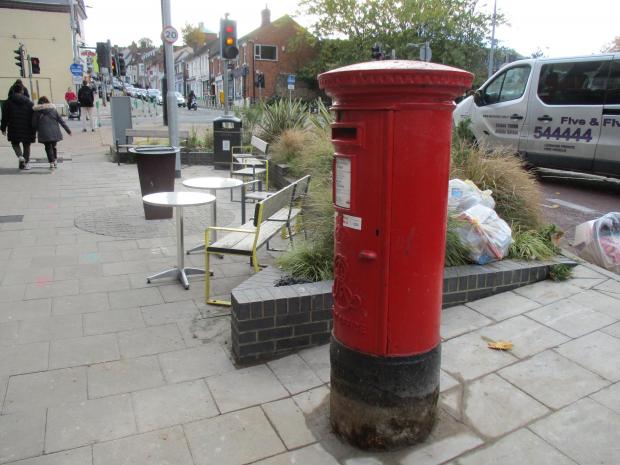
(453, 54), (620, 177)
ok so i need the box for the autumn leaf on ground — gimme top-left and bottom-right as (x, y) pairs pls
(487, 340), (513, 351)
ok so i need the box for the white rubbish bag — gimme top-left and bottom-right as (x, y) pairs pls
(574, 212), (620, 274)
(448, 179), (495, 213)
(457, 204), (513, 265)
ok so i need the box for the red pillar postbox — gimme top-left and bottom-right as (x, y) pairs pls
(318, 61), (473, 450)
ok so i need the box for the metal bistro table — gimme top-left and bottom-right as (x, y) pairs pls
(182, 176), (244, 254)
(143, 192), (216, 289)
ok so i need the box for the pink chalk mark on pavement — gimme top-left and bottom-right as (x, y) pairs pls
(36, 276), (53, 287)
(47, 204), (58, 209)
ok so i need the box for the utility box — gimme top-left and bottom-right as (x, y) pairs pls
(110, 96), (132, 151)
(319, 60), (472, 450)
(213, 116), (242, 170)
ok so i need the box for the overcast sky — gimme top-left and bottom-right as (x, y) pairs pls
(86, 0), (618, 58)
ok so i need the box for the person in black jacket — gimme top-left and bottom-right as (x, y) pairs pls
(77, 80), (95, 132)
(32, 96), (71, 169)
(1, 84), (35, 170)
(8, 79), (30, 99)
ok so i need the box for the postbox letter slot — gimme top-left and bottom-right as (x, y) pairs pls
(359, 250), (377, 261)
(332, 127), (357, 141)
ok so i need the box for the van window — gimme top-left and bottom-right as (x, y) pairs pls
(482, 65), (531, 105)
(605, 60), (620, 105)
(538, 60), (610, 105)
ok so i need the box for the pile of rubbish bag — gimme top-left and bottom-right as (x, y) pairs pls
(448, 179), (513, 265)
(574, 212), (620, 274)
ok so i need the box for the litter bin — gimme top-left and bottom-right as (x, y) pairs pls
(213, 116), (242, 170)
(130, 146), (178, 220)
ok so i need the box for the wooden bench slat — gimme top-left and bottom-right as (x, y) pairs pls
(125, 129), (190, 138)
(233, 167), (267, 177)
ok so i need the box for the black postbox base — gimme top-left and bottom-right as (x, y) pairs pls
(330, 336), (440, 450)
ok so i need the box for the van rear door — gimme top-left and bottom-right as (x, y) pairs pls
(471, 64), (531, 151)
(523, 57), (611, 172)
(594, 58), (620, 177)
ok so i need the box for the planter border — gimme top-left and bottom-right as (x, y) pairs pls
(230, 257), (577, 365)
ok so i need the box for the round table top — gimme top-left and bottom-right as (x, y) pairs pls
(142, 191), (216, 207)
(183, 176), (244, 190)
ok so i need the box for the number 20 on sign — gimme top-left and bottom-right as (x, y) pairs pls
(162, 26), (178, 44)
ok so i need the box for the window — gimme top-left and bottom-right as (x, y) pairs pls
(605, 60), (620, 105)
(254, 44), (277, 61)
(537, 60), (610, 106)
(481, 65), (530, 105)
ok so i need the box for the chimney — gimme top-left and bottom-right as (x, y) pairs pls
(261, 4), (271, 27)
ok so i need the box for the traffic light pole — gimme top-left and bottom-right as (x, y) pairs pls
(223, 60), (229, 116)
(26, 54), (33, 100)
(161, 0), (180, 177)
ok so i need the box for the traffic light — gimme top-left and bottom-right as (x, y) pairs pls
(96, 42), (110, 73)
(118, 55), (126, 76)
(220, 18), (238, 60)
(111, 56), (117, 76)
(30, 57), (40, 74)
(14, 45), (25, 77)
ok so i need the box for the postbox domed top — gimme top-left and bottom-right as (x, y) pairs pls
(318, 60), (473, 108)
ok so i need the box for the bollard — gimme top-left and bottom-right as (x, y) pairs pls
(318, 61), (472, 450)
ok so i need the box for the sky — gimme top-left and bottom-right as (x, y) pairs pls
(85, 0), (619, 58)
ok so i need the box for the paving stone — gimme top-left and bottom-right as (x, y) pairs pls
(3, 367), (87, 414)
(514, 280), (583, 305)
(102, 260), (151, 277)
(79, 275), (131, 294)
(2, 267), (54, 286)
(0, 284), (26, 302)
(530, 398), (620, 465)
(117, 324), (185, 358)
(298, 344), (330, 383)
(158, 343), (235, 383)
(595, 279), (620, 297)
(17, 314), (83, 343)
(0, 320), (19, 346)
(465, 291), (540, 321)
(499, 350), (609, 409)
(4, 447), (93, 465)
(441, 305), (492, 340)
(0, 342), (49, 377)
(184, 406), (285, 465)
(52, 292), (109, 315)
(591, 382), (620, 415)
(457, 428), (576, 465)
(440, 370), (460, 392)
(83, 308), (145, 335)
(569, 289), (620, 319)
(132, 380), (219, 432)
(207, 365), (289, 413)
(92, 426), (193, 465)
(400, 432), (484, 465)
(87, 356), (165, 398)
(477, 315), (569, 358)
(0, 298), (51, 323)
(526, 298), (617, 338)
(0, 410), (46, 463)
(262, 398), (317, 449)
(54, 263), (102, 281)
(253, 444), (340, 465)
(292, 385), (331, 439)
(602, 321), (620, 338)
(156, 283), (204, 303)
(556, 331), (620, 381)
(49, 334), (119, 369)
(45, 394), (136, 453)
(267, 353), (324, 395)
(108, 287), (163, 310)
(24, 280), (79, 300)
(464, 374), (548, 438)
(140, 300), (200, 326)
(440, 332), (517, 381)
(175, 315), (230, 347)
(571, 265), (608, 280)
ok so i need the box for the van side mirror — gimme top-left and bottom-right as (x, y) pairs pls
(473, 90), (484, 106)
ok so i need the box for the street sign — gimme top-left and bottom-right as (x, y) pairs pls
(161, 26), (179, 45)
(72, 75), (83, 85)
(69, 63), (84, 76)
(420, 43), (432, 62)
(287, 74), (295, 90)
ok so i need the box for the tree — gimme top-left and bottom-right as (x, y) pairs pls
(603, 36), (620, 52)
(182, 23), (208, 50)
(297, 0), (501, 84)
(138, 38), (153, 49)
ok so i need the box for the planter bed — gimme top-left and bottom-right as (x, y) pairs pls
(230, 257), (577, 365)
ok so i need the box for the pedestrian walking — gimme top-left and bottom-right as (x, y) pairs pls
(32, 96), (71, 169)
(8, 79), (30, 99)
(1, 84), (35, 170)
(77, 80), (95, 132)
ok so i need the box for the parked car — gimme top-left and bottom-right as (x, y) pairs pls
(453, 53), (620, 178)
(175, 92), (186, 107)
(147, 89), (161, 102)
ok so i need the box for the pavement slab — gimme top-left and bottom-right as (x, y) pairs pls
(49, 334), (119, 369)
(253, 444), (340, 465)
(87, 356), (165, 398)
(591, 382), (620, 415)
(441, 305), (493, 340)
(0, 410), (46, 463)
(116, 324), (185, 358)
(556, 331), (620, 381)
(465, 291), (540, 321)
(157, 343), (235, 383)
(262, 397), (318, 449)
(267, 353), (324, 395)
(83, 308), (145, 336)
(3, 447), (93, 465)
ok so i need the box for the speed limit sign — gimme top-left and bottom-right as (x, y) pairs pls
(161, 26), (179, 44)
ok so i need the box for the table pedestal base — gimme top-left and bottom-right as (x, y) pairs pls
(147, 267), (205, 290)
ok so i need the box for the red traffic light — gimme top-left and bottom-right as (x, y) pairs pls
(226, 25), (234, 33)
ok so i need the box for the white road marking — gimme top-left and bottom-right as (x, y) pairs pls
(546, 198), (598, 214)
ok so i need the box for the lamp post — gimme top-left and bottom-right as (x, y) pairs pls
(488, 0), (497, 78)
(160, 0), (180, 177)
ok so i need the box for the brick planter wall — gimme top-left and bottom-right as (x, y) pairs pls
(230, 257), (576, 365)
(181, 151), (213, 165)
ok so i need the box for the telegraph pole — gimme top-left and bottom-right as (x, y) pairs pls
(488, 0), (497, 78)
(161, 0), (181, 177)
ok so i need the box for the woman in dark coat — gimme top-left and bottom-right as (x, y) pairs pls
(1, 84), (35, 170)
(32, 96), (71, 169)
